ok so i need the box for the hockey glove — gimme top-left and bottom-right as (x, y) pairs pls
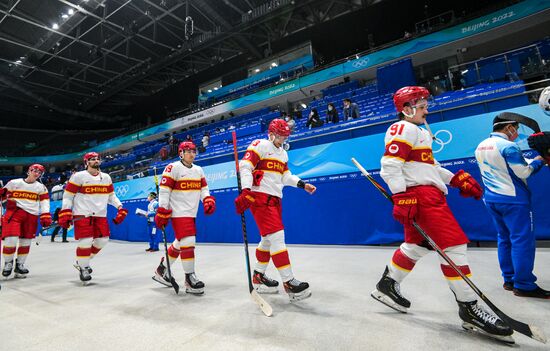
(113, 207), (128, 225)
(0, 187), (6, 199)
(58, 209), (73, 229)
(528, 132), (550, 164)
(450, 170), (483, 200)
(155, 207), (172, 229)
(235, 189), (255, 214)
(392, 192), (418, 225)
(203, 196), (216, 215)
(40, 212), (53, 227)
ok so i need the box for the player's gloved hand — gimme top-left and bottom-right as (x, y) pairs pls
(203, 196), (216, 215)
(0, 187), (7, 199)
(113, 207), (128, 225)
(235, 189), (255, 214)
(40, 213), (53, 227)
(392, 192), (418, 225)
(450, 170), (483, 200)
(155, 207), (172, 229)
(58, 209), (73, 229)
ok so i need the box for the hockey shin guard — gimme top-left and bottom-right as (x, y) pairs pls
(440, 244), (476, 302)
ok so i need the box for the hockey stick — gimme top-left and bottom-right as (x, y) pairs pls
(231, 131), (273, 317)
(153, 166), (180, 295)
(351, 157), (546, 344)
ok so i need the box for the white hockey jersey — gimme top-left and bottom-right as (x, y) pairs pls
(3, 178), (50, 216)
(380, 120), (454, 194)
(158, 161), (210, 218)
(62, 170), (122, 217)
(240, 139), (300, 198)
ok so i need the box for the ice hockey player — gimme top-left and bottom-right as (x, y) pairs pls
(153, 141), (216, 294)
(235, 118), (316, 301)
(58, 152), (128, 283)
(475, 113), (549, 298)
(1, 164), (51, 279)
(145, 192), (160, 252)
(372, 86), (514, 343)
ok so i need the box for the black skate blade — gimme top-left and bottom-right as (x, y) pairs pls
(152, 275), (173, 287)
(371, 290), (408, 313)
(152, 275), (180, 294)
(14, 273), (27, 279)
(462, 322), (515, 344)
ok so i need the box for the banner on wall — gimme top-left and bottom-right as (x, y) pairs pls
(112, 104), (549, 198)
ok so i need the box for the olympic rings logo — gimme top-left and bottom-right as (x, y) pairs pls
(115, 184), (129, 197)
(432, 130), (453, 154)
(351, 57), (370, 68)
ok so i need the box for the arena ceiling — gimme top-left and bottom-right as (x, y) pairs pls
(0, 0), (367, 133)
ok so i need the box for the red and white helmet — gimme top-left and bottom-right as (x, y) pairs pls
(83, 152), (100, 162)
(178, 141), (196, 153)
(268, 118), (291, 137)
(28, 163), (45, 174)
(393, 86), (430, 113)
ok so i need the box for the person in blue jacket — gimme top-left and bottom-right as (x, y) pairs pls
(146, 192), (159, 252)
(475, 114), (549, 299)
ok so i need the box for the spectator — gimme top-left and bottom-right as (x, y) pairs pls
(306, 108), (324, 129)
(343, 98), (360, 120)
(160, 146), (168, 160)
(168, 133), (179, 157)
(185, 134), (193, 142)
(202, 132), (210, 148)
(326, 103), (339, 124)
(285, 115), (296, 132)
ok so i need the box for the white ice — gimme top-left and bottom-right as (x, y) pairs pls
(1, 241), (549, 351)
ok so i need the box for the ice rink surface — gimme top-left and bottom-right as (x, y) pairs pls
(1, 240), (549, 351)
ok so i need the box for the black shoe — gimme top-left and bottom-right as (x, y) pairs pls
(458, 300), (514, 343)
(145, 248), (152, 252)
(253, 270), (279, 293)
(371, 266), (411, 313)
(503, 282), (513, 291)
(62, 240), (69, 243)
(513, 286), (550, 299)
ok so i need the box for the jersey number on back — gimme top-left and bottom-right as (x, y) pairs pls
(389, 124), (405, 136)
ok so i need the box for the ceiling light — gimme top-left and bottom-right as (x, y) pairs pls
(52, 23), (59, 30)
(213, 87), (218, 90)
(300, 103), (307, 109)
(271, 62), (278, 67)
(254, 68), (260, 73)
(62, 14), (69, 19)
(68, 8), (75, 15)
(15, 60), (22, 64)
(207, 89), (212, 93)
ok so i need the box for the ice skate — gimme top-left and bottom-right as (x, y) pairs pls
(73, 263), (92, 285)
(283, 278), (311, 302)
(152, 257), (173, 287)
(185, 272), (205, 295)
(252, 270), (279, 294)
(371, 266), (411, 313)
(2, 261), (13, 278)
(458, 300), (514, 344)
(14, 259), (29, 278)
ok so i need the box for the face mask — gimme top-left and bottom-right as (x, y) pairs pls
(328, 106), (333, 111)
(285, 117), (290, 121)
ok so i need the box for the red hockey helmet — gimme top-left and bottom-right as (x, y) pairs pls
(268, 118), (291, 137)
(178, 141), (196, 153)
(83, 152), (100, 162)
(28, 163), (45, 174)
(393, 86), (431, 113)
